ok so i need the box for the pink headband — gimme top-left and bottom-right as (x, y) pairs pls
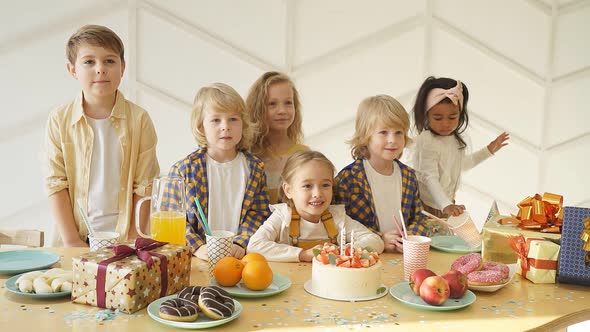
(425, 80), (463, 112)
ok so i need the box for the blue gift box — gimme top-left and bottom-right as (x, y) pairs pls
(558, 206), (590, 286)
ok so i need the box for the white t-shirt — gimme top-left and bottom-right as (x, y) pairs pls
(363, 160), (402, 234)
(406, 131), (492, 210)
(206, 152), (249, 233)
(86, 117), (122, 232)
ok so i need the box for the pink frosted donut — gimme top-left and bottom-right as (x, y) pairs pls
(467, 270), (506, 286)
(482, 262), (509, 279)
(451, 253), (483, 275)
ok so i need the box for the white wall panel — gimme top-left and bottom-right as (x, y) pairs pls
(137, 9), (263, 103)
(297, 28), (424, 138)
(434, 0), (550, 77)
(293, 0), (424, 66)
(431, 27), (545, 147)
(136, 90), (196, 173)
(547, 75), (590, 146)
(553, 5), (590, 77)
(545, 135), (590, 205)
(153, 0), (287, 69)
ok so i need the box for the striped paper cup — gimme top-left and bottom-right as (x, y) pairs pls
(402, 235), (432, 281)
(447, 212), (482, 248)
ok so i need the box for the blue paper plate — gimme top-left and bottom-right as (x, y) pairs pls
(389, 282), (476, 311)
(430, 235), (481, 254)
(147, 295), (242, 329)
(4, 269), (72, 298)
(0, 250), (60, 274)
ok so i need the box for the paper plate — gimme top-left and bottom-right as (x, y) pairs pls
(468, 264), (517, 292)
(4, 270), (72, 299)
(430, 235), (481, 254)
(0, 250), (60, 274)
(209, 273), (291, 298)
(147, 295), (242, 329)
(303, 280), (388, 302)
(389, 282), (476, 311)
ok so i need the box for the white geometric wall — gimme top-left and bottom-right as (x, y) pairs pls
(1, 0), (589, 242)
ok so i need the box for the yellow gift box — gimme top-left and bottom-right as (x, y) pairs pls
(482, 214), (560, 264)
(72, 239), (192, 313)
(510, 235), (560, 284)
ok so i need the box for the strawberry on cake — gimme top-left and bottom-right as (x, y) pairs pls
(310, 243), (383, 299)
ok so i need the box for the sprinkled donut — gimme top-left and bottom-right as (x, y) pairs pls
(467, 270), (506, 286)
(451, 253), (483, 275)
(159, 298), (199, 322)
(482, 262), (510, 279)
(178, 286), (202, 304)
(198, 286), (235, 320)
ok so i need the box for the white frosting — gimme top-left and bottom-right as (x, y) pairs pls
(311, 259), (382, 299)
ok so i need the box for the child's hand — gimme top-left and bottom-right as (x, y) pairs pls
(382, 231), (403, 253)
(443, 204), (465, 217)
(195, 244), (208, 260)
(299, 244), (322, 262)
(487, 132), (510, 154)
(230, 244), (246, 259)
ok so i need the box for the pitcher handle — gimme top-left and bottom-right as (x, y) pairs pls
(135, 196), (152, 239)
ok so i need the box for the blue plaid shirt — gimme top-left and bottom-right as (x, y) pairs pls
(166, 148), (270, 252)
(334, 159), (428, 236)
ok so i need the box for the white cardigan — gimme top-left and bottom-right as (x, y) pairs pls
(247, 204), (384, 262)
(407, 131), (492, 210)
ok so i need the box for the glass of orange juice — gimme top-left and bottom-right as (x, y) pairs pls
(135, 176), (186, 245)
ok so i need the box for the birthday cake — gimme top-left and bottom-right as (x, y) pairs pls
(311, 243), (382, 299)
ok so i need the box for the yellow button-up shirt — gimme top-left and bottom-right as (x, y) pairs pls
(44, 91), (160, 245)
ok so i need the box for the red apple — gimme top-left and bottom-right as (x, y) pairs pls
(442, 270), (468, 299)
(409, 268), (437, 295)
(419, 276), (450, 306)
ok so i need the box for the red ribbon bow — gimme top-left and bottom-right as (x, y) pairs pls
(509, 234), (557, 277)
(96, 238), (169, 308)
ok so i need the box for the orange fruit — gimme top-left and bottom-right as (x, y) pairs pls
(241, 260), (273, 290)
(213, 256), (244, 287)
(241, 252), (267, 265)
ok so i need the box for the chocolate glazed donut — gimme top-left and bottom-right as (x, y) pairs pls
(198, 286), (235, 320)
(159, 298), (199, 322)
(178, 286), (202, 305)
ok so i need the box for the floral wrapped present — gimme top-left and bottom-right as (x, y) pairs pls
(558, 206), (590, 286)
(482, 201), (561, 264)
(510, 235), (559, 283)
(72, 238), (192, 313)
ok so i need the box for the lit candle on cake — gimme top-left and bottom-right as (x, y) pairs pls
(340, 226), (345, 256)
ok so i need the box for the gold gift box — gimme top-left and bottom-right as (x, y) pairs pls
(516, 239), (560, 284)
(72, 242), (192, 313)
(482, 215), (561, 263)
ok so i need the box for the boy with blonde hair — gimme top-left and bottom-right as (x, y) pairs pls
(166, 83), (270, 259)
(45, 25), (159, 247)
(334, 95), (428, 253)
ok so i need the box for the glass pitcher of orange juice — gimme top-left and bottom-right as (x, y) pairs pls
(135, 176), (186, 245)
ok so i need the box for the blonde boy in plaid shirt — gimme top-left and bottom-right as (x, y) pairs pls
(334, 95), (429, 253)
(166, 83), (270, 259)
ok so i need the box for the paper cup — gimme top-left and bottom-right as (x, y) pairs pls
(205, 230), (235, 278)
(88, 232), (120, 251)
(402, 235), (432, 281)
(446, 212), (482, 248)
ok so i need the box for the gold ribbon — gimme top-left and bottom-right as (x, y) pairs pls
(581, 216), (590, 266)
(515, 192), (563, 233)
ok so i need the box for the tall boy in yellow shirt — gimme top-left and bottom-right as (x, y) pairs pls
(44, 25), (159, 246)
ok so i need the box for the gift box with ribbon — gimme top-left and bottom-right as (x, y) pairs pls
(509, 235), (559, 283)
(558, 206), (590, 286)
(482, 201), (562, 264)
(72, 238), (192, 313)
(513, 192), (563, 233)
